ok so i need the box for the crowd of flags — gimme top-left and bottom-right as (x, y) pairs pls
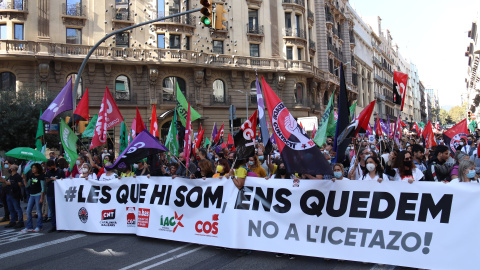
(31, 63), (474, 175)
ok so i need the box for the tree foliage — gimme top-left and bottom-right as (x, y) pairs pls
(448, 103), (467, 124)
(438, 109), (449, 125)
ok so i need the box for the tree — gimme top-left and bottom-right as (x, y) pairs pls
(448, 104), (467, 124)
(439, 109), (449, 125)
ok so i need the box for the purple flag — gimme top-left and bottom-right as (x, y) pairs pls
(211, 122), (217, 141)
(379, 119), (389, 135)
(387, 115), (391, 136)
(40, 78), (73, 123)
(107, 130), (168, 170)
(256, 77), (270, 146)
(270, 133), (276, 144)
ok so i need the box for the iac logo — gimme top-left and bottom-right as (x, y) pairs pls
(159, 212), (184, 233)
(100, 209), (117, 227)
(195, 214), (219, 237)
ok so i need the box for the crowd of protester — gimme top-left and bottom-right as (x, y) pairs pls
(1, 129), (479, 241)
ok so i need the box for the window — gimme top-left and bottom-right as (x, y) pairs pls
(169, 34), (181, 49)
(157, 0), (165, 18)
(67, 73), (83, 99)
(0, 72), (16, 92)
(250, 44), (259, 57)
(66, 0), (82, 16)
(115, 75), (130, 100)
(0, 25), (6, 39)
(329, 58), (334, 73)
(185, 36), (190, 50)
(297, 48), (302, 60)
(250, 80), (259, 104)
(115, 0), (130, 20)
(248, 9), (258, 32)
(116, 32), (129, 47)
(213, 40), (223, 54)
(295, 14), (300, 33)
(285, 13), (291, 29)
(295, 83), (303, 104)
(213, 79), (225, 103)
(66, 28), (81, 44)
(157, 34), (165, 49)
(323, 91), (329, 106)
(14, 24), (23, 40)
(162, 76), (186, 101)
(286, 46), (293, 60)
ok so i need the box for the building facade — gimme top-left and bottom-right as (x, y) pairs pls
(465, 19), (478, 120)
(425, 88), (439, 123)
(419, 80), (427, 123)
(0, 0), (359, 147)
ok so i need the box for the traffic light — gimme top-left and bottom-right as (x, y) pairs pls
(214, 4), (227, 30)
(468, 111), (472, 120)
(200, 0), (213, 27)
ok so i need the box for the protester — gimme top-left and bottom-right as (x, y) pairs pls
(229, 158), (247, 189)
(192, 159), (214, 179)
(166, 163), (179, 178)
(79, 163), (97, 180)
(358, 156), (388, 182)
(348, 148), (371, 180)
(22, 163), (45, 232)
(213, 159), (230, 178)
(134, 159), (150, 177)
(70, 156), (87, 178)
(450, 152), (470, 180)
(392, 151), (424, 182)
(331, 163), (346, 182)
(247, 155), (266, 178)
(412, 144), (427, 173)
(451, 160), (479, 183)
(45, 160), (65, 232)
(98, 163), (118, 181)
(0, 164), (23, 228)
(424, 145), (451, 182)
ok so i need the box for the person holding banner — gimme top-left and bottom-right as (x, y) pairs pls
(191, 159), (214, 180)
(134, 160), (150, 177)
(98, 163), (118, 181)
(348, 148), (371, 180)
(229, 159), (247, 189)
(450, 160), (479, 183)
(450, 152), (470, 180)
(213, 159), (230, 178)
(358, 156), (387, 183)
(247, 155), (266, 178)
(392, 151), (424, 183)
(331, 163), (346, 182)
(79, 163), (97, 180)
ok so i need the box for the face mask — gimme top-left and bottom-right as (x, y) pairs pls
(419, 143), (423, 146)
(104, 150), (107, 153)
(404, 160), (413, 167)
(327, 160), (331, 164)
(133, 164), (139, 169)
(406, 143), (410, 147)
(258, 156), (264, 161)
(63, 168), (68, 172)
(215, 158), (219, 162)
(467, 170), (476, 178)
(76, 160), (81, 166)
(216, 165), (224, 173)
(366, 163), (376, 172)
(81, 168), (88, 174)
(468, 140), (473, 145)
(346, 147), (351, 151)
(364, 154), (370, 161)
(104, 160), (108, 164)
(278, 168), (287, 175)
(370, 145), (375, 149)
(248, 161), (254, 166)
(460, 142), (464, 146)
(333, 171), (343, 178)
(8, 169), (12, 174)
(4, 164), (8, 169)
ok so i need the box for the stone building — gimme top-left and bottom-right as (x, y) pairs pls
(0, 0), (358, 147)
(465, 19), (478, 120)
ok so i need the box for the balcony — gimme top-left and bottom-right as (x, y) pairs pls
(307, 9), (314, 24)
(284, 28), (306, 39)
(373, 57), (382, 67)
(326, 11), (333, 25)
(61, 3), (87, 26)
(282, 0), (305, 12)
(374, 91), (386, 101)
(309, 40), (316, 53)
(374, 74), (384, 84)
(246, 24), (264, 35)
(0, 0), (28, 19)
(327, 72), (340, 85)
(332, 27), (339, 38)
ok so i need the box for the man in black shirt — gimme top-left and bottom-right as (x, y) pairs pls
(45, 160), (65, 232)
(0, 164), (23, 228)
(424, 145), (451, 182)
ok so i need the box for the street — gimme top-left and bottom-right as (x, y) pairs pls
(0, 205), (408, 270)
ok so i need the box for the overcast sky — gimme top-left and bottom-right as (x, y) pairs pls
(349, 0), (480, 109)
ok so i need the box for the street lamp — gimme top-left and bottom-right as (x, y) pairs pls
(235, 90), (249, 119)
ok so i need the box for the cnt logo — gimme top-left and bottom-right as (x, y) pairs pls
(126, 207), (136, 227)
(159, 211), (184, 233)
(100, 209), (117, 227)
(137, 208), (150, 228)
(195, 214), (219, 237)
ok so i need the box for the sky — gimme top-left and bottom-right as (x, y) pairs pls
(349, 0), (480, 109)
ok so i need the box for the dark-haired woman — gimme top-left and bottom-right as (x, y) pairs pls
(358, 156), (388, 183)
(21, 163), (45, 232)
(392, 151), (424, 183)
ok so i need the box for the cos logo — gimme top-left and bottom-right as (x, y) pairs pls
(195, 214), (219, 235)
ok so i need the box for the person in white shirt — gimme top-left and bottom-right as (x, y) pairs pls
(392, 151), (424, 183)
(98, 163), (118, 181)
(357, 156), (388, 183)
(331, 163), (346, 182)
(348, 148), (371, 180)
(450, 160), (479, 183)
(79, 163), (97, 180)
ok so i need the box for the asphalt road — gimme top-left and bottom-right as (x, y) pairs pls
(0, 204), (409, 270)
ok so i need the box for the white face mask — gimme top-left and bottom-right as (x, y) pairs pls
(81, 168), (88, 174)
(366, 163), (376, 172)
(133, 164), (139, 169)
(76, 160), (81, 166)
(460, 142), (464, 146)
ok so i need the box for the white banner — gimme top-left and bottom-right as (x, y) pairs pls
(55, 177), (480, 269)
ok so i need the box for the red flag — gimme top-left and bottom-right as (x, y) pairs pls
(400, 120), (407, 127)
(90, 87), (123, 149)
(375, 117), (383, 136)
(73, 88), (89, 121)
(135, 107), (146, 135)
(412, 122), (420, 133)
(355, 100), (376, 137)
(394, 71), (408, 111)
(214, 123), (224, 144)
(311, 126), (317, 139)
(422, 120), (432, 139)
(130, 117), (137, 139)
(425, 123), (437, 149)
(443, 119), (469, 153)
(150, 105), (159, 137)
(183, 104), (192, 170)
(195, 126), (205, 150)
(227, 133), (234, 149)
(233, 110), (258, 159)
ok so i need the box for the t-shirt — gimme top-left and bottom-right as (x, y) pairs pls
(393, 168), (424, 182)
(450, 178), (480, 183)
(234, 167), (248, 178)
(45, 168), (66, 197)
(250, 166), (267, 178)
(99, 173), (118, 181)
(359, 173), (389, 182)
(26, 173), (46, 196)
(5, 173), (22, 197)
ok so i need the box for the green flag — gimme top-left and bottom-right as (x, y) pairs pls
(314, 91), (336, 147)
(349, 101), (357, 122)
(418, 122), (425, 129)
(119, 121), (129, 153)
(36, 110), (44, 139)
(468, 120), (477, 132)
(176, 82), (201, 126)
(204, 137), (211, 148)
(60, 119), (79, 168)
(165, 109), (179, 157)
(35, 138), (43, 151)
(82, 114), (98, 138)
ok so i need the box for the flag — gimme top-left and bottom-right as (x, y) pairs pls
(366, 123), (373, 136)
(412, 122), (420, 133)
(394, 117), (402, 146)
(211, 122), (217, 141)
(135, 107), (146, 135)
(82, 114), (98, 138)
(41, 78), (74, 123)
(233, 110), (257, 159)
(262, 76), (332, 176)
(227, 133), (234, 149)
(443, 119), (469, 153)
(119, 121), (129, 153)
(204, 137), (211, 148)
(165, 109), (179, 157)
(468, 120), (477, 133)
(333, 64), (350, 164)
(336, 100), (376, 146)
(150, 104), (159, 137)
(424, 122), (437, 149)
(73, 88), (89, 121)
(195, 125), (205, 150)
(387, 115), (391, 137)
(379, 119), (388, 135)
(35, 139), (42, 152)
(90, 87), (123, 149)
(375, 116), (383, 136)
(255, 77), (270, 146)
(393, 71), (408, 111)
(422, 120), (433, 139)
(311, 126), (316, 139)
(214, 123), (225, 144)
(183, 104), (193, 169)
(60, 119), (79, 168)
(130, 118), (137, 139)
(36, 110), (44, 139)
(349, 101), (357, 121)
(313, 91), (335, 147)
(400, 120), (407, 128)
(176, 83), (201, 126)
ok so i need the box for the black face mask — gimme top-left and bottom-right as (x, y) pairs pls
(404, 160), (413, 167)
(7, 169), (12, 174)
(278, 168), (287, 175)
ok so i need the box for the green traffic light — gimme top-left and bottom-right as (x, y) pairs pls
(201, 16), (211, 25)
